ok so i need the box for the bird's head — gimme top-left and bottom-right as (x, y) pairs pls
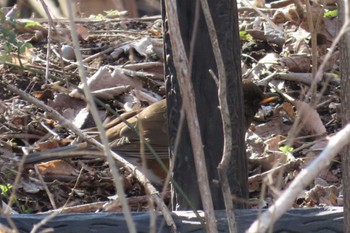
(242, 80), (279, 129)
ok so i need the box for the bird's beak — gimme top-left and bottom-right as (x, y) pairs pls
(260, 93), (280, 104)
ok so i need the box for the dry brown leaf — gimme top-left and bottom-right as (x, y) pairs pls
(272, 4), (302, 25)
(249, 179), (260, 193)
(10, 115), (28, 127)
(303, 138), (332, 184)
(280, 55), (311, 72)
(299, 1), (324, 32)
(289, 27), (311, 54)
(318, 169), (338, 183)
(31, 89), (54, 102)
(265, 135), (282, 151)
(281, 102), (295, 120)
(303, 137), (328, 163)
(294, 100), (326, 135)
(254, 117), (292, 138)
(37, 160), (78, 177)
(0, 102), (7, 115)
(37, 140), (60, 152)
(305, 185), (339, 206)
(75, 23), (90, 41)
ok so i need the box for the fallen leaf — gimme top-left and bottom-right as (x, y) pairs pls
(70, 67), (142, 100)
(37, 160), (78, 177)
(75, 23), (90, 41)
(294, 100), (327, 135)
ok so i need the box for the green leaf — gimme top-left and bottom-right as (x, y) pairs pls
(279, 145), (294, 153)
(239, 31), (252, 41)
(24, 21), (42, 27)
(0, 183), (12, 195)
(104, 9), (121, 16)
(89, 14), (105, 20)
(240, 31), (247, 37)
(331, 73), (340, 79)
(324, 10), (338, 18)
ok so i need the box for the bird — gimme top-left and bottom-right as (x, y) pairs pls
(108, 79), (278, 153)
(24, 80), (278, 183)
(106, 98), (168, 158)
(242, 79), (278, 130)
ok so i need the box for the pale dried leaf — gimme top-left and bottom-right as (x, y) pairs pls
(246, 130), (265, 159)
(133, 89), (162, 104)
(92, 86), (131, 99)
(70, 67), (141, 100)
(111, 68), (142, 89)
(21, 180), (43, 194)
(294, 100), (326, 135)
(48, 93), (86, 120)
(258, 52), (280, 70)
(72, 107), (90, 129)
(289, 27), (311, 54)
(120, 94), (142, 111)
(130, 37), (163, 60)
(253, 0), (265, 8)
(280, 55), (311, 72)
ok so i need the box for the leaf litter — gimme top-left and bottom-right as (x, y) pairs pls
(0, 0), (343, 213)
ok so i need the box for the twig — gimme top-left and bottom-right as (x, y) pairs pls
(248, 158), (303, 184)
(17, 15), (162, 24)
(247, 124), (350, 232)
(30, 212), (58, 233)
(63, 46), (115, 71)
(264, 72), (340, 86)
(241, 0), (283, 33)
(34, 165), (57, 209)
(61, 167), (85, 212)
(38, 0), (56, 84)
(287, 11), (350, 147)
(64, 1), (137, 232)
(211, 69), (237, 233)
(5, 81), (177, 233)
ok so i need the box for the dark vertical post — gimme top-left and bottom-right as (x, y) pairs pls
(163, 0), (248, 210)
